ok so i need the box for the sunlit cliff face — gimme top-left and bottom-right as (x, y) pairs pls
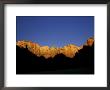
(16, 37), (94, 59)
(84, 37), (94, 46)
(87, 38), (94, 46)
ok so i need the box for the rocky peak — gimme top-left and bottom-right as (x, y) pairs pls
(84, 37), (94, 46)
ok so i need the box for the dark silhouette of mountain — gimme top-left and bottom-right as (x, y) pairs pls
(16, 43), (94, 74)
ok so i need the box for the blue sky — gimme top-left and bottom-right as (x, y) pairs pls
(16, 16), (94, 47)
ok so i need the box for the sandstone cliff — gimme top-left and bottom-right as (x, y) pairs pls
(16, 37), (94, 59)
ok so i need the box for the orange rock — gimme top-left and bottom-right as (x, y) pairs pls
(61, 44), (79, 58)
(16, 37), (94, 59)
(87, 38), (94, 46)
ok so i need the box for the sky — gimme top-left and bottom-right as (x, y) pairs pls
(16, 16), (94, 47)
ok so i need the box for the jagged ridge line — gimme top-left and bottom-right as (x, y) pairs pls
(16, 37), (94, 58)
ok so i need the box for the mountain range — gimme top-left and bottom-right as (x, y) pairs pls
(16, 37), (94, 59)
(16, 37), (94, 74)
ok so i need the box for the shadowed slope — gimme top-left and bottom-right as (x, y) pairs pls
(16, 42), (94, 74)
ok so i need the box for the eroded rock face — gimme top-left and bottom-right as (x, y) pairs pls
(40, 46), (51, 59)
(84, 37), (94, 46)
(59, 44), (79, 58)
(50, 47), (58, 58)
(16, 37), (94, 59)
(16, 40), (41, 56)
(16, 40), (27, 48)
(87, 38), (94, 46)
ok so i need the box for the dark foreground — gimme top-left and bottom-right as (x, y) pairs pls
(16, 44), (94, 74)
